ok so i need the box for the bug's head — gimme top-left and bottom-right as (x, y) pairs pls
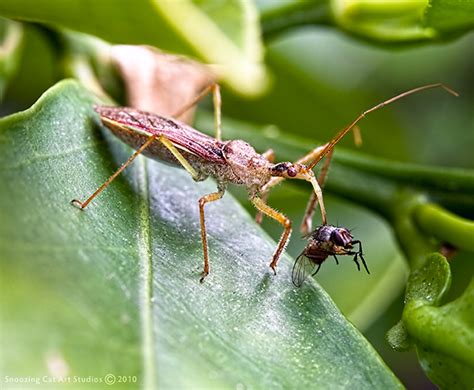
(331, 228), (353, 248)
(270, 162), (309, 179)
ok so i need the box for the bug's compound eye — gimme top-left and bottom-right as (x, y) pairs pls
(270, 162), (304, 178)
(287, 166), (298, 177)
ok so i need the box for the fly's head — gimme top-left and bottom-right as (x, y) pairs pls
(329, 227), (354, 249)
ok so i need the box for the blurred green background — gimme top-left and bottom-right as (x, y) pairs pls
(1, 1), (473, 387)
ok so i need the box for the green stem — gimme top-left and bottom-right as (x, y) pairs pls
(334, 150), (474, 193)
(414, 203), (474, 252)
(259, 0), (331, 39)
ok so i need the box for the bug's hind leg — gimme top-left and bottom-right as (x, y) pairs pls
(171, 82), (222, 141)
(71, 134), (158, 209)
(256, 149), (275, 225)
(71, 133), (199, 210)
(198, 188), (225, 282)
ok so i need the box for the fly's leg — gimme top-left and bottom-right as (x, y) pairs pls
(311, 263), (322, 276)
(198, 189), (225, 282)
(255, 149), (275, 224)
(172, 82), (222, 141)
(345, 241), (370, 274)
(352, 240), (370, 274)
(300, 148), (334, 234)
(251, 196), (292, 274)
(71, 134), (199, 209)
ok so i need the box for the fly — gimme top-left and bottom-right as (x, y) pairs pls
(292, 225), (368, 287)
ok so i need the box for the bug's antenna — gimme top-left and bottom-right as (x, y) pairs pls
(308, 83), (459, 170)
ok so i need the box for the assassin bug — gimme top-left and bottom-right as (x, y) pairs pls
(71, 82), (457, 282)
(292, 225), (368, 287)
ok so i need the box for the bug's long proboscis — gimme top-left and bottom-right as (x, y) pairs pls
(308, 83), (459, 170)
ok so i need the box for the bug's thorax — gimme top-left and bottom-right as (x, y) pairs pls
(220, 140), (273, 189)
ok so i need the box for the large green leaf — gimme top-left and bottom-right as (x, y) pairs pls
(0, 0), (267, 95)
(0, 80), (402, 388)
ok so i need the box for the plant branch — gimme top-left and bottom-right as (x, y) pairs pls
(414, 203), (474, 252)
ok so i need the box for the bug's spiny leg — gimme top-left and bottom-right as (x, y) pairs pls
(303, 171), (327, 225)
(71, 135), (157, 210)
(251, 196), (292, 274)
(171, 83), (214, 118)
(171, 83), (222, 141)
(260, 177), (284, 194)
(300, 149), (334, 234)
(333, 255), (339, 265)
(198, 189), (225, 282)
(212, 84), (222, 141)
(307, 83), (458, 170)
(157, 135), (199, 180)
(256, 149), (275, 225)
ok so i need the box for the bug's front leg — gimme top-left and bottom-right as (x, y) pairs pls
(300, 148), (334, 234)
(255, 149), (275, 225)
(251, 196), (292, 274)
(198, 188), (225, 282)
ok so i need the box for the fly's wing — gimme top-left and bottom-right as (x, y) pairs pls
(292, 253), (319, 287)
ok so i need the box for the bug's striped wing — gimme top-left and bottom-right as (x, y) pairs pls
(95, 106), (226, 164)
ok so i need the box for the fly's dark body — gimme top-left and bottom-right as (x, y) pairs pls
(292, 225), (369, 287)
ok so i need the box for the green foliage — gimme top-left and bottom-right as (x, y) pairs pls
(259, 0), (474, 42)
(400, 255), (474, 389)
(0, 80), (402, 388)
(0, 0), (267, 94)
